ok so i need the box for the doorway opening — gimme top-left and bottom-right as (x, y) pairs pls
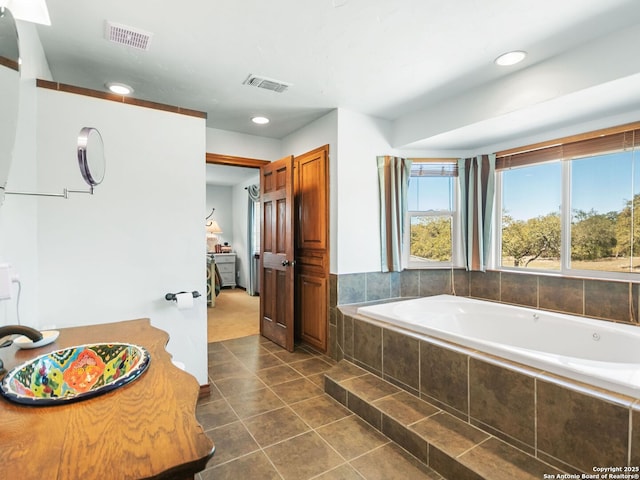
(206, 153), (268, 343)
(205, 147), (330, 352)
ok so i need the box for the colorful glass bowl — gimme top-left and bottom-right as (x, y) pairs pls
(0, 343), (150, 405)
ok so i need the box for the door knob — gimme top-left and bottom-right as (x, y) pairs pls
(282, 260), (290, 266)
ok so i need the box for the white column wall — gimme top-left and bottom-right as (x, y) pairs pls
(0, 79), (38, 326)
(35, 89), (209, 384)
(0, 21), (52, 327)
(334, 109), (394, 274)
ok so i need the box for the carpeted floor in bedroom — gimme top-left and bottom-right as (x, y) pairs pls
(208, 288), (260, 343)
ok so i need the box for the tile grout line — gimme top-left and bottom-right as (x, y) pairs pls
(307, 462), (366, 480)
(201, 381), (276, 475)
(206, 337), (370, 479)
(206, 339), (293, 478)
(256, 378), (356, 478)
(207, 339), (357, 479)
(209, 371), (287, 478)
(454, 435), (493, 459)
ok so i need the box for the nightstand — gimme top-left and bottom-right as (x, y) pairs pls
(213, 253), (236, 288)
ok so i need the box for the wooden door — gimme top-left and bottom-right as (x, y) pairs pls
(294, 145), (329, 352)
(260, 156), (295, 351)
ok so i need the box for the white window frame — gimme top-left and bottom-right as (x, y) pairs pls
(563, 154), (638, 281)
(494, 159), (563, 275)
(495, 154), (640, 281)
(404, 172), (462, 269)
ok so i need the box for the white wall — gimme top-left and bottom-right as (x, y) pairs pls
(0, 21), (52, 326)
(281, 111), (337, 159)
(207, 109), (447, 277)
(206, 127), (282, 160)
(206, 127), (280, 289)
(206, 177), (262, 290)
(282, 110), (339, 271)
(33, 88), (209, 385)
(206, 184), (233, 247)
(0, 79), (38, 326)
(206, 108), (434, 278)
(334, 109), (394, 274)
(282, 109), (398, 274)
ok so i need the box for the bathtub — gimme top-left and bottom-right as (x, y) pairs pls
(356, 294), (640, 398)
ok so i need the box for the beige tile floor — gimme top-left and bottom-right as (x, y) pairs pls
(196, 335), (444, 480)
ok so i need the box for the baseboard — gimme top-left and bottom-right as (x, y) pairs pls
(199, 383), (212, 398)
(220, 285), (260, 296)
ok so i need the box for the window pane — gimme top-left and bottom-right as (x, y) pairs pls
(501, 162), (561, 269)
(410, 215), (452, 263)
(408, 176), (452, 211)
(570, 151), (637, 273)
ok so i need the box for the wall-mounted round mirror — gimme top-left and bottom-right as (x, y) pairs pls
(4, 127), (106, 199)
(0, 7), (21, 205)
(77, 127), (105, 188)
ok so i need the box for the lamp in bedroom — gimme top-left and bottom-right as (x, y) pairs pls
(206, 208), (223, 252)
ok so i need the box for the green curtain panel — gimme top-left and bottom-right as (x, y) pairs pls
(246, 184), (260, 296)
(458, 154), (496, 271)
(377, 156), (412, 272)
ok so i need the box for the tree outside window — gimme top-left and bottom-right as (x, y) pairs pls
(405, 162), (459, 268)
(499, 143), (640, 278)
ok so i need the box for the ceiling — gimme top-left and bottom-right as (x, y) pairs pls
(31, 0), (640, 183)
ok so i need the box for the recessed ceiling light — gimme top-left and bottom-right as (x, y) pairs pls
(494, 50), (527, 66)
(105, 82), (134, 95)
(251, 116), (270, 125)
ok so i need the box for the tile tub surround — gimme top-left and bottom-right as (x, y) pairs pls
(324, 361), (566, 480)
(330, 268), (640, 375)
(332, 306), (640, 474)
(330, 269), (640, 325)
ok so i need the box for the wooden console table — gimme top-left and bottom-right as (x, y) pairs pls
(0, 318), (214, 479)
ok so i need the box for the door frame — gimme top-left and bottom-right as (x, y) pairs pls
(205, 150), (330, 353)
(206, 153), (270, 169)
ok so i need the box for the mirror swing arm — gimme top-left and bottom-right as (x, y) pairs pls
(1, 186), (95, 199)
(2, 127), (106, 199)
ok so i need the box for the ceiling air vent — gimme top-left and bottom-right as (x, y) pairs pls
(105, 21), (153, 51)
(242, 74), (291, 93)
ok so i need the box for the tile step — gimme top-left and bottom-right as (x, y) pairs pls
(323, 360), (568, 480)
